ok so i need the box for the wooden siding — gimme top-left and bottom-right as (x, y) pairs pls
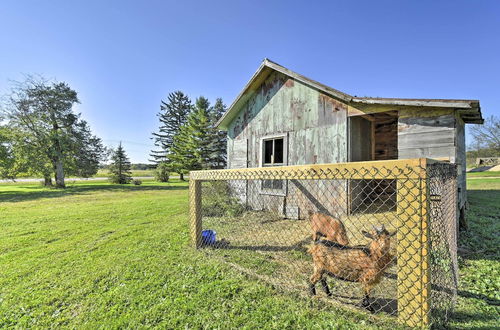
(373, 113), (398, 160)
(398, 111), (466, 222)
(227, 71), (348, 166)
(398, 113), (457, 161)
(226, 71), (348, 217)
(455, 114), (466, 208)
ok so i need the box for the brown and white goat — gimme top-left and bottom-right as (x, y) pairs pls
(308, 211), (349, 245)
(308, 225), (395, 310)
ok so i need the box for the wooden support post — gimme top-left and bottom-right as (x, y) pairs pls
(189, 179), (202, 248)
(397, 163), (430, 328)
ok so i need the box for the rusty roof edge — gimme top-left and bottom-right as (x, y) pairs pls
(216, 58), (354, 130)
(217, 59), (484, 130)
(351, 97), (478, 108)
(216, 59), (270, 130)
(263, 59), (353, 103)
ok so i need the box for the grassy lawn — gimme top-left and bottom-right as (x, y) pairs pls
(466, 171), (500, 178)
(0, 178), (498, 328)
(94, 169), (155, 178)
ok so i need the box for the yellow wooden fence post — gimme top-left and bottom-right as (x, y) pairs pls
(397, 158), (430, 328)
(189, 179), (202, 248)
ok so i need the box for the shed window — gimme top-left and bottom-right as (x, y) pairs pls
(263, 138), (284, 166)
(260, 135), (287, 196)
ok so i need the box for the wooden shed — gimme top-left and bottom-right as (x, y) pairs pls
(216, 59), (483, 227)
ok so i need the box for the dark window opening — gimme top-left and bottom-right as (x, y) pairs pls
(263, 137), (284, 166)
(262, 180), (283, 190)
(264, 140), (273, 164)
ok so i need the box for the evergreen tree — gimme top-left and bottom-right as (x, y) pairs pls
(208, 98), (227, 169)
(109, 142), (132, 184)
(150, 91), (192, 164)
(168, 97), (212, 175)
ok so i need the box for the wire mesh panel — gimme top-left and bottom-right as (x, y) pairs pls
(189, 159), (458, 328)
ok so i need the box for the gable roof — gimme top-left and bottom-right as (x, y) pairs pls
(216, 59), (483, 130)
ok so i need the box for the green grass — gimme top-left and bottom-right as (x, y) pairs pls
(466, 171), (500, 178)
(0, 178), (498, 328)
(0, 180), (382, 328)
(94, 169), (155, 177)
(447, 177), (500, 329)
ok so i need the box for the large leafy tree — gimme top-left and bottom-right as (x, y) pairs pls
(2, 77), (106, 187)
(109, 142), (132, 184)
(150, 91), (192, 164)
(0, 123), (15, 179)
(469, 115), (500, 155)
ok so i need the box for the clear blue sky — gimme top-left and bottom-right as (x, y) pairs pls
(1, 0), (498, 163)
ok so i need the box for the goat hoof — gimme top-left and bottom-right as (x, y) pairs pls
(309, 285), (317, 296)
(360, 298), (373, 311)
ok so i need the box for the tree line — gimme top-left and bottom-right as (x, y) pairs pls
(0, 77), (228, 187)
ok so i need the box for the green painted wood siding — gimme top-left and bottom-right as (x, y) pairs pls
(227, 71), (348, 169)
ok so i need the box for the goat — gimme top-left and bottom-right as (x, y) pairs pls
(308, 225), (395, 311)
(308, 211), (349, 245)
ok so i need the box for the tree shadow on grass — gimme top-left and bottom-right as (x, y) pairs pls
(0, 183), (188, 203)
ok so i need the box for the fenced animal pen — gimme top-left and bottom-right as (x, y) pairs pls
(189, 158), (458, 328)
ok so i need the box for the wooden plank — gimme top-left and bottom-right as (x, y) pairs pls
(398, 146), (456, 160)
(396, 158), (430, 327)
(398, 114), (455, 135)
(398, 131), (454, 149)
(349, 116), (372, 162)
(189, 180), (202, 248)
(398, 108), (454, 119)
(190, 158), (429, 180)
(231, 139), (248, 169)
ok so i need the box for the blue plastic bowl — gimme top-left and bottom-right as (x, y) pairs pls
(202, 230), (216, 245)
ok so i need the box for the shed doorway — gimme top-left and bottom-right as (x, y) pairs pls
(348, 111), (398, 213)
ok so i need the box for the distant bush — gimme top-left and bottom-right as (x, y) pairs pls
(154, 163), (170, 182)
(201, 181), (245, 217)
(132, 179), (142, 186)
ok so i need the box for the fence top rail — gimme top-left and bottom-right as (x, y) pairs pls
(190, 158), (444, 181)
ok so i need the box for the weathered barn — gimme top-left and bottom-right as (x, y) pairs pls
(216, 59), (483, 226)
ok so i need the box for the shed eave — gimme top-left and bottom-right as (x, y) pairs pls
(217, 60), (484, 130)
(216, 58), (353, 131)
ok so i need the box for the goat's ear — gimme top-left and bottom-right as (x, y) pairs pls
(362, 230), (373, 239)
(389, 231), (396, 237)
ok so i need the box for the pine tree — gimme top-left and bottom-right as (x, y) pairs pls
(208, 98), (227, 169)
(109, 142), (132, 184)
(150, 91), (192, 164)
(168, 97), (213, 174)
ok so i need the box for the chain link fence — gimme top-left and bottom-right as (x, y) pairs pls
(189, 159), (458, 328)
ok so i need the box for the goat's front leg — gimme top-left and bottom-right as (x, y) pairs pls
(309, 267), (323, 296)
(320, 278), (331, 296)
(361, 284), (375, 312)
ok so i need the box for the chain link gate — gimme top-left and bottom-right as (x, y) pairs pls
(189, 158), (458, 328)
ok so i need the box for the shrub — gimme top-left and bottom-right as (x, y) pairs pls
(154, 162), (170, 182)
(132, 179), (142, 185)
(201, 181), (246, 217)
